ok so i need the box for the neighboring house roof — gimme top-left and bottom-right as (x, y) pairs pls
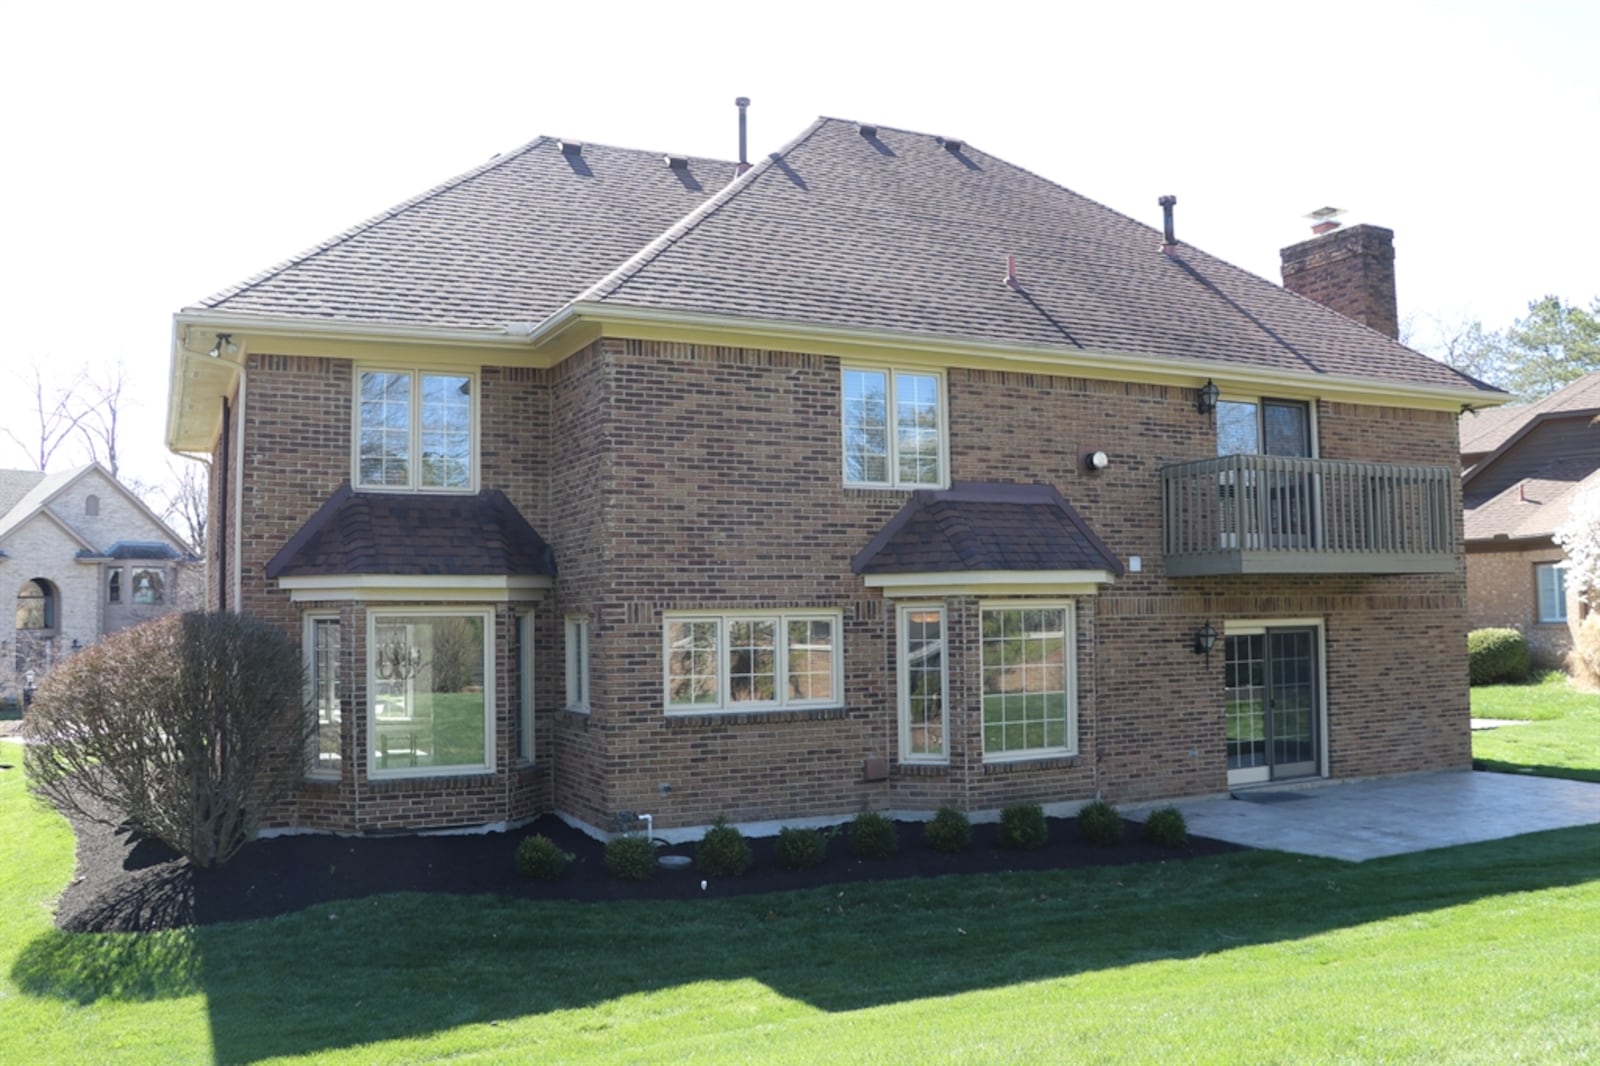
(1460, 371), (1600, 461)
(265, 485), (557, 577)
(196, 138), (737, 329)
(0, 463), (196, 558)
(0, 469), (46, 515)
(98, 542), (186, 561)
(572, 118), (1485, 394)
(852, 482), (1123, 576)
(1464, 461), (1600, 544)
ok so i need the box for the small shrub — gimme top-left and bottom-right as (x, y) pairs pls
(848, 810), (899, 858)
(924, 805), (972, 853)
(696, 816), (753, 876)
(1143, 805), (1188, 848)
(604, 834), (657, 881)
(515, 834), (573, 881)
(1077, 799), (1124, 846)
(775, 826), (826, 870)
(998, 802), (1049, 850)
(1468, 627), (1531, 685)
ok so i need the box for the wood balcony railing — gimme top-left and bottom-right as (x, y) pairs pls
(1161, 455), (1457, 576)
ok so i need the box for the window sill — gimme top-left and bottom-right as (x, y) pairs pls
(366, 770), (497, 791)
(665, 706), (849, 729)
(982, 754), (1080, 775)
(894, 762), (949, 777)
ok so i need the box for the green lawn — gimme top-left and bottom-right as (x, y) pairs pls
(4, 739), (1599, 1064)
(1472, 671), (1600, 783)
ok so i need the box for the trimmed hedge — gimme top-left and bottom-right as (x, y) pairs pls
(1468, 628), (1531, 685)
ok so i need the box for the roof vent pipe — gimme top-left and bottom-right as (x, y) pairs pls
(1159, 195), (1177, 248)
(735, 96), (751, 175)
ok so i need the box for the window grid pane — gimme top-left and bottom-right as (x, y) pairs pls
(728, 619), (778, 703)
(359, 371), (411, 487)
(842, 369), (889, 484)
(1225, 634), (1267, 769)
(894, 371), (942, 486)
(667, 620), (721, 706)
(419, 373), (472, 489)
(311, 618), (341, 774)
(787, 618), (835, 703)
(904, 608), (944, 757)
(981, 607), (1069, 755)
(1536, 564), (1568, 623)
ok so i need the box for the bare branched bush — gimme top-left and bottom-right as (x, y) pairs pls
(1567, 614), (1600, 691)
(22, 611), (309, 867)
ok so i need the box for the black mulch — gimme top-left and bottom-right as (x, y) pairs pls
(56, 805), (1247, 934)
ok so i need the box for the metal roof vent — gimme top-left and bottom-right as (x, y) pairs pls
(558, 140), (584, 156)
(858, 123), (878, 138)
(937, 136), (964, 152)
(664, 154), (688, 169)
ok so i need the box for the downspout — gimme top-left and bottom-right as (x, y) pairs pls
(217, 397), (230, 613)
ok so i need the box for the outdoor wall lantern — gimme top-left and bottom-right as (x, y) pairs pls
(1192, 621), (1219, 663)
(1196, 379), (1220, 415)
(1083, 449), (1110, 473)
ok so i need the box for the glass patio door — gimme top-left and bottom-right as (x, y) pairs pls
(1225, 627), (1320, 785)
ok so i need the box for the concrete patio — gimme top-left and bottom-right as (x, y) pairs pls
(1142, 771), (1600, 862)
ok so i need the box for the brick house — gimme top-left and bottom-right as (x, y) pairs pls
(165, 117), (1500, 838)
(1462, 373), (1600, 666)
(1, 463), (199, 708)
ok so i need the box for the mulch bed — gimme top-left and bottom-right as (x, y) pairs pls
(52, 802), (1247, 934)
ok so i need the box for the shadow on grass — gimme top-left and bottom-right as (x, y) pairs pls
(11, 824), (1600, 1063)
(1475, 759), (1600, 784)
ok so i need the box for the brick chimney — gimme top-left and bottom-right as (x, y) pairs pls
(1279, 222), (1399, 339)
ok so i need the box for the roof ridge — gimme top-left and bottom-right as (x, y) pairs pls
(196, 136), (558, 310)
(572, 118), (834, 308)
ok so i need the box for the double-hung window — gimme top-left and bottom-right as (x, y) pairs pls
(356, 368), (476, 491)
(898, 605), (947, 761)
(305, 614), (342, 778)
(1536, 562), (1569, 624)
(664, 611), (841, 713)
(841, 366), (945, 487)
(980, 604), (1076, 759)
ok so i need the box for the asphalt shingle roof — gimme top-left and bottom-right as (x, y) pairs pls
(852, 482), (1123, 576)
(188, 118), (1499, 396)
(197, 138), (736, 329)
(1464, 460), (1600, 543)
(1460, 372), (1600, 457)
(582, 118), (1488, 393)
(265, 486), (557, 577)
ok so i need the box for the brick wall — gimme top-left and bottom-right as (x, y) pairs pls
(1466, 545), (1576, 667)
(229, 336), (1471, 836)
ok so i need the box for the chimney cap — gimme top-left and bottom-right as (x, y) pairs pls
(1306, 206), (1345, 221)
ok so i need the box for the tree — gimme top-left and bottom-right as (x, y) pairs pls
(1423, 314), (1514, 391)
(2, 359), (129, 475)
(1555, 479), (1600, 609)
(76, 360), (128, 480)
(160, 457), (209, 553)
(1503, 296), (1600, 401)
(23, 612), (311, 868)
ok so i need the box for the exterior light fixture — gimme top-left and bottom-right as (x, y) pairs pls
(1192, 621), (1219, 662)
(1196, 379), (1220, 415)
(1084, 449), (1110, 472)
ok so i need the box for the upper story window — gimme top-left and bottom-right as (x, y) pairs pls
(356, 369), (476, 492)
(842, 366), (946, 488)
(85, 494), (99, 516)
(1217, 398), (1314, 458)
(16, 579), (56, 630)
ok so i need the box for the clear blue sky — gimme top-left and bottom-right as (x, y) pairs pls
(5, 0), (1596, 491)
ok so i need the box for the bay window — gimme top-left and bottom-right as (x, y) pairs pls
(368, 609), (493, 776)
(980, 604), (1076, 759)
(898, 605), (947, 761)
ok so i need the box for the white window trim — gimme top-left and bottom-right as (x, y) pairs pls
(517, 611), (535, 763)
(352, 366), (480, 493)
(663, 609), (844, 715)
(979, 600), (1077, 763)
(366, 607), (495, 780)
(1536, 562), (1569, 624)
(303, 611), (341, 781)
(564, 615), (590, 713)
(841, 364), (949, 489)
(897, 603), (948, 763)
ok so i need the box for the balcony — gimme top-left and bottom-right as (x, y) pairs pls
(1161, 455), (1457, 576)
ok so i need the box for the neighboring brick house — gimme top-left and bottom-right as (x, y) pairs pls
(1462, 373), (1600, 666)
(1, 463), (200, 707)
(165, 117), (1501, 839)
